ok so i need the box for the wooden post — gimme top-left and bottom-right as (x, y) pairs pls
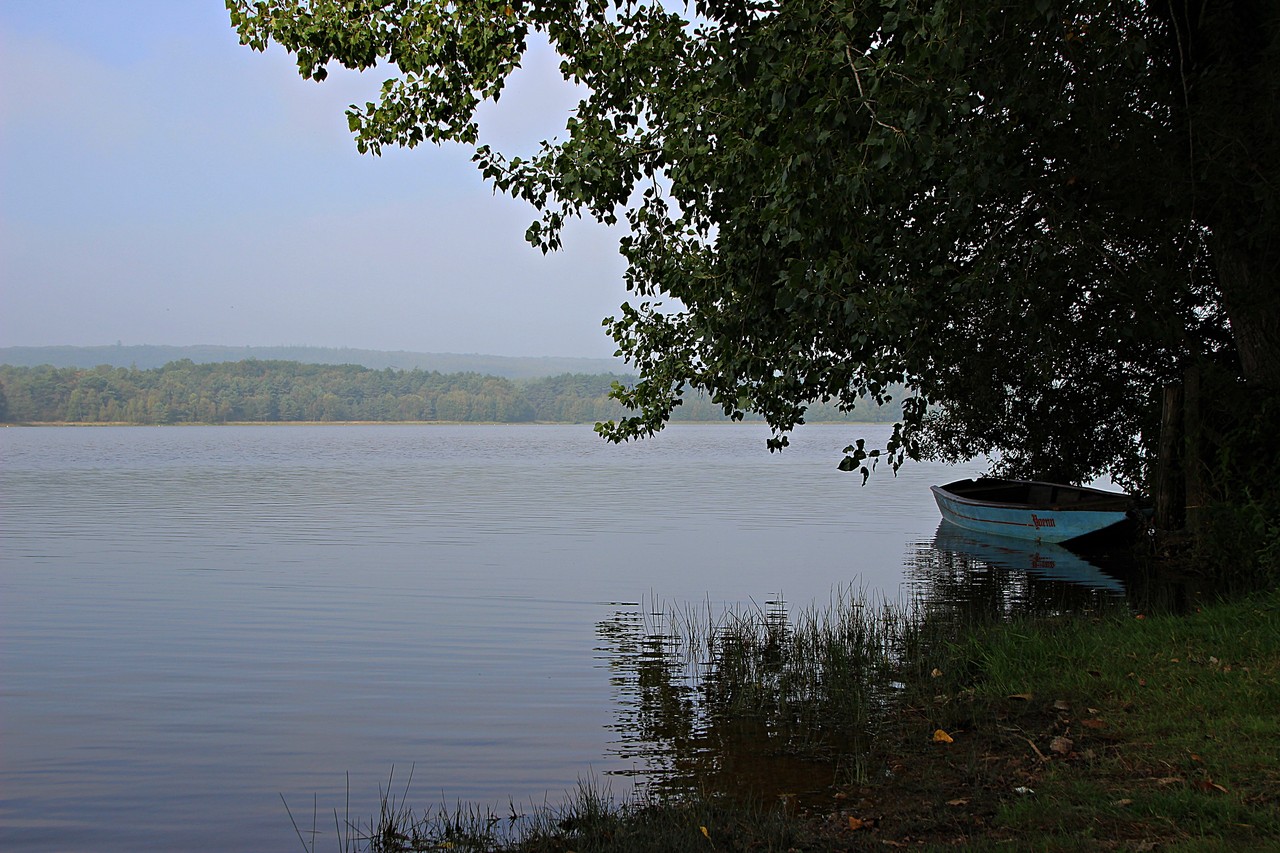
(1154, 383), (1184, 531)
(1183, 365), (1203, 535)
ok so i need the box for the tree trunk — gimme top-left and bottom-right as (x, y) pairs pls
(1218, 244), (1280, 390)
(1166, 0), (1280, 388)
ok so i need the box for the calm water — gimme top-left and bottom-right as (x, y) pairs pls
(0, 424), (1121, 851)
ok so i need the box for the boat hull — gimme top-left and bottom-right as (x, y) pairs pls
(931, 479), (1138, 545)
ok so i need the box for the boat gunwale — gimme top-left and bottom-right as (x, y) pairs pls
(932, 478), (1136, 514)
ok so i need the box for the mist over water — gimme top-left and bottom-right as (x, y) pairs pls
(1, 424), (1115, 851)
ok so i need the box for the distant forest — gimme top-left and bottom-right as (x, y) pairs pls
(0, 360), (902, 425)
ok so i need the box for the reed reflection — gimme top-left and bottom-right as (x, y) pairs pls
(594, 595), (889, 804)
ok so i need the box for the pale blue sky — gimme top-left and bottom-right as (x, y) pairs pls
(0, 0), (629, 358)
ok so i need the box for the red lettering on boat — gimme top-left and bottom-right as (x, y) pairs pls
(1031, 514), (1056, 529)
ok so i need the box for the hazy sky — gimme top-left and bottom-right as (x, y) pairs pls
(0, 0), (630, 358)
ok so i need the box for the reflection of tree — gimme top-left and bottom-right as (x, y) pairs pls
(595, 606), (699, 783)
(595, 597), (884, 803)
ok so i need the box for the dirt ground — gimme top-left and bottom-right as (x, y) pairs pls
(794, 695), (1165, 850)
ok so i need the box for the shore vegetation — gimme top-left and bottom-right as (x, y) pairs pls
(294, 586), (1278, 852)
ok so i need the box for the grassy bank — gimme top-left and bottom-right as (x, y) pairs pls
(315, 589), (1279, 852)
(866, 587), (1280, 849)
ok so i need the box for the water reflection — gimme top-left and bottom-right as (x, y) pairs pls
(596, 607), (699, 783)
(593, 524), (1134, 803)
(906, 522), (1130, 619)
(595, 599), (863, 805)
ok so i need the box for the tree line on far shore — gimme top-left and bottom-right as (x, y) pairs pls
(0, 360), (902, 425)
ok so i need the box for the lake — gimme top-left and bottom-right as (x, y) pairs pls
(0, 424), (1121, 851)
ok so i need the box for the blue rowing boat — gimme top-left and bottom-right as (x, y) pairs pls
(931, 478), (1142, 545)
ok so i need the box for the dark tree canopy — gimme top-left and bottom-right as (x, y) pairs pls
(228, 0), (1279, 493)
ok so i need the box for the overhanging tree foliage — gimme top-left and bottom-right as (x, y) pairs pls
(228, 0), (1278, 494)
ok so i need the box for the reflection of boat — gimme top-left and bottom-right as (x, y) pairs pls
(932, 522), (1126, 594)
(931, 478), (1142, 545)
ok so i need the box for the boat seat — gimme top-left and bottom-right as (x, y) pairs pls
(1027, 484), (1055, 505)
